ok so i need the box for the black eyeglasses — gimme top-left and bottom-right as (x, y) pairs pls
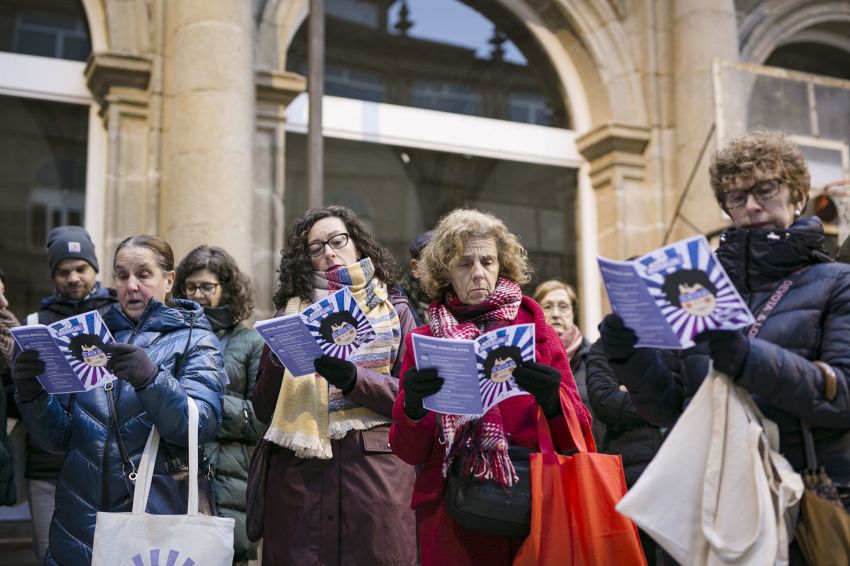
(183, 282), (219, 295)
(722, 179), (783, 209)
(305, 233), (350, 257)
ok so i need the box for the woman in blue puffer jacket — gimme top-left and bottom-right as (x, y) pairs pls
(11, 234), (226, 566)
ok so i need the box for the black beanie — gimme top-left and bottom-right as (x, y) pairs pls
(47, 226), (100, 275)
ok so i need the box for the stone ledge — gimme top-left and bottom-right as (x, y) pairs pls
(255, 69), (306, 106)
(575, 122), (651, 162)
(85, 52), (152, 103)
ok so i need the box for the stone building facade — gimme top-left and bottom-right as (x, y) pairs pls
(1, 0), (848, 331)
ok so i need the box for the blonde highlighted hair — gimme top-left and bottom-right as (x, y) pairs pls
(418, 208), (532, 300)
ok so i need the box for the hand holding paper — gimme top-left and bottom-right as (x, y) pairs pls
(513, 361), (561, 418)
(314, 355), (357, 394)
(104, 343), (158, 390)
(695, 329), (750, 379)
(598, 313), (638, 362)
(401, 367), (444, 420)
(12, 350), (46, 402)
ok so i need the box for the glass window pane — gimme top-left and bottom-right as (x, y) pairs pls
(0, 96), (88, 317)
(287, 0), (570, 128)
(745, 75), (811, 136)
(284, 132), (579, 292)
(0, 1), (91, 62)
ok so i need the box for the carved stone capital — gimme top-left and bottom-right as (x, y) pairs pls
(255, 69), (306, 107)
(85, 52), (152, 107)
(576, 122), (651, 162)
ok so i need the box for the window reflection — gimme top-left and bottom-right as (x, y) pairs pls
(287, 0), (569, 128)
(0, 96), (88, 316)
(0, 0), (91, 62)
(284, 133), (578, 292)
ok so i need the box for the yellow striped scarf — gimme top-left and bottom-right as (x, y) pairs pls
(263, 258), (400, 459)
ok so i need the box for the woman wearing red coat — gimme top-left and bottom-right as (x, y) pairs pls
(390, 208), (592, 566)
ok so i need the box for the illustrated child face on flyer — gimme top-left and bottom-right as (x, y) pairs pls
(320, 312), (360, 347)
(69, 334), (109, 367)
(484, 346), (522, 384)
(661, 269), (718, 317)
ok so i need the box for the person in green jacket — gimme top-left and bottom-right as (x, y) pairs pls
(175, 245), (265, 565)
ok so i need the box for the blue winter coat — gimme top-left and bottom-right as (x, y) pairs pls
(613, 218), (850, 484)
(16, 298), (226, 566)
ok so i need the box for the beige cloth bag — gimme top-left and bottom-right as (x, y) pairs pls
(617, 367), (803, 565)
(91, 399), (235, 565)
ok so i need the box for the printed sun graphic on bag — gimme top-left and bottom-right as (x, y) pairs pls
(638, 239), (752, 343)
(130, 548), (196, 566)
(48, 311), (116, 389)
(476, 325), (535, 410)
(303, 290), (372, 359)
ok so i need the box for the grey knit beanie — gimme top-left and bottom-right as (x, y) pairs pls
(46, 226), (99, 275)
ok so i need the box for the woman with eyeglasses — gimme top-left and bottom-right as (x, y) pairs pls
(251, 206), (417, 565)
(174, 246), (265, 565)
(599, 130), (850, 561)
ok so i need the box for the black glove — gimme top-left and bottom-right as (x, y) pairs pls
(104, 343), (158, 390)
(314, 355), (357, 395)
(695, 329), (750, 379)
(513, 361), (562, 418)
(598, 314), (638, 363)
(402, 368), (444, 420)
(11, 350), (46, 402)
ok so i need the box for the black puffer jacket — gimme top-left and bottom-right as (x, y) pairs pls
(586, 340), (663, 487)
(614, 218), (850, 484)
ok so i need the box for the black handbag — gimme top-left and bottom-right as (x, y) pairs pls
(444, 445), (532, 538)
(245, 438), (273, 542)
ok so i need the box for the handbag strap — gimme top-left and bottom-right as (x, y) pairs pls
(132, 397), (200, 515)
(744, 267), (822, 470)
(746, 267), (809, 338)
(536, 389), (591, 455)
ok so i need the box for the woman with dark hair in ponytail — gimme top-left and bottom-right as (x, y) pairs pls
(11, 234), (227, 566)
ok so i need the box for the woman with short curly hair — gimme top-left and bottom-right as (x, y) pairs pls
(390, 208), (592, 566)
(174, 245), (265, 564)
(252, 205), (417, 565)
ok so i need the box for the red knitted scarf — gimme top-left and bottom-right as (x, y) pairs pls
(429, 278), (523, 488)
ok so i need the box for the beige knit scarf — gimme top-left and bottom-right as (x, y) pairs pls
(263, 259), (400, 459)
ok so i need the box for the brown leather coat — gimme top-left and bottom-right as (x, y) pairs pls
(253, 291), (418, 566)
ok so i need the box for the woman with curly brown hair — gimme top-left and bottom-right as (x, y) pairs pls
(252, 206), (418, 565)
(389, 208), (592, 566)
(174, 245), (265, 565)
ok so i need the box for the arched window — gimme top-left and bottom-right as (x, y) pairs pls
(285, 0), (581, 290)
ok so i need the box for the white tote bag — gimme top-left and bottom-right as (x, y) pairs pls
(91, 398), (235, 566)
(616, 368), (803, 566)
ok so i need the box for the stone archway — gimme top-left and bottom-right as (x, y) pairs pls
(740, 0), (850, 64)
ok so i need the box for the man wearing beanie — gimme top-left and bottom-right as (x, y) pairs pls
(23, 225), (118, 564)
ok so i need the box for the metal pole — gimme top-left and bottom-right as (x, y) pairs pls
(307, 0), (325, 209)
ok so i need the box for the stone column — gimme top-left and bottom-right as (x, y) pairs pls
(671, 0), (738, 238)
(160, 0), (255, 267)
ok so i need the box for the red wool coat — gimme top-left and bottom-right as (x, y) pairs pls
(390, 296), (593, 566)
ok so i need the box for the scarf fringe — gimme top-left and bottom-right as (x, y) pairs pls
(264, 427), (333, 460)
(327, 414), (392, 439)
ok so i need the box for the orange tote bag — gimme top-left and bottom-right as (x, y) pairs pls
(513, 392), (646, 566)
